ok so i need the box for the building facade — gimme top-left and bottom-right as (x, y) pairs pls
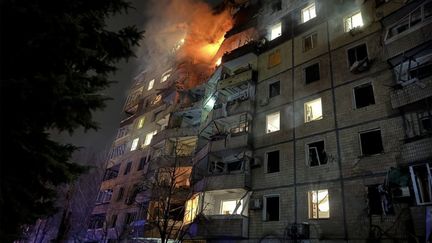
(85, 0), (432, 242)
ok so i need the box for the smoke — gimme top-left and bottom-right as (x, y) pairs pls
(136, 0), (233, 81)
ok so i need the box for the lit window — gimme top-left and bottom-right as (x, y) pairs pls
(304, 98), (323, 123)
(359, 129), (383, 156)
(270, 22), (282, 41)
(130, 138), (139, 151)
(137, 117), (145, 129)
(266, 111), (280, 133)
(308, 189), (330, 219)
(301, 3), (316, 23)
(184, 194), (200, 223)
(148, 79), (154, 90)
(220, 200), (242, 215)
(344, 11), (363, 32)
(144, 130), (157, 146)
(303, 33), (317, 52)
(306, 140), (327, 167)
(161, 69), (172, 83)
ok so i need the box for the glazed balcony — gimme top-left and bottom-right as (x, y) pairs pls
(190, 215), (248, 239)
(390, 78), (432, 108)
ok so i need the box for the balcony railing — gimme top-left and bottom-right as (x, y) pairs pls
(150, 127), (199, 146)
(190, 215), (248, 239)
(390, 78), (432, 108)
(400, 136), (432, 164)
(209, 132), (251, 153)
(212, 99), (254, 120)
(217, 69), (254, 90)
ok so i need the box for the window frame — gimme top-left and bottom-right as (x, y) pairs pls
(301, 3), (317, 23)
(266, 111), (281, 134)
(344, 11), (364, 32)
(346, 43), (369, 68)
(302, 32), (318, 52)
(305, 139), (327, 167)
(304, 97), (323, 123)
(352, 81), (376, 109)
(358, 128), (384, 156)
(220, 199), (243, 215)
(270, 22), (282, 41)
(308, 189), (330, 219)
(263, 194), (280, 221)
(269, 80), (281, 98)
(304, 62), (321, 84)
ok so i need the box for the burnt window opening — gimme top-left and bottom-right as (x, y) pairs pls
(138, 157), (146, 171)
(269, 81), (280, 98)
(307, 141), (327, 167)
(305, 63), (320, 84)
(354, 83), (375, 108)
(227, 160), (243, 172)
(348, 44), (368, 67)
(409, 62), (432, 80)
(272, 0), (282, 12)
(117, 187), (125, 201)
(360, 130), (384, 156)
(266, 150), (280, 173)
(265, 196), (279, 221)
(124, 161), (132, 175)
(367, 184), (394, 216)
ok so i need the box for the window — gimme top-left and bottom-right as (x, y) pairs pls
(367, 185), (394, 215)
(409, 62), (432, 80)
(354, 83), (375, 108)
(306, 140), (327, 167)
(264, 195), (279, 221)
(184, 194), (200, 224)
(88, 214), (106, 229)
(359, 129), (384, 156)
(130, 138), (139, 151)
(124, 212), (137, 225)
(137, 117), (145, 129)
(266, 111), (280, 133)
(124, 161), (132, 175)
(305, 63), (320, 84)
(161, 69), (172, 83)
(268, 49), (282, 68)
(269, 81), (280, 98)
(109, 214), (117, 228)
(137, 157), (146, 171)
(347, 44), (368, 67)
(303, 33), (317, 52)
(419, 112), (432, 133)
(344, 11), (363, 32)
(103, 164), (120, 181)
(308, 189), (330, 219)
(220, 200), (243, 215)
(266, 150), (280, 173)
(270, 22), (282, 41)
(117, 187), (125, 201)
(410, 163), (432, 205)
(301, 3), (316, 23)
(304, 98), (322, 122)
(148, 79), (154, 90)
(96, 189), (113, 204)
(144, 130), (157, 146)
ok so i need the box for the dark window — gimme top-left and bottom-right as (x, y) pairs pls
(103, 164), (120, 181)
(267, 151), (280, 173)
(227, 160), (242, 172)
(375, 0), (386, 7)
(124, 212), (137, 225)
(360, 130), (384, 156)
(409, 62), (432, 80)
(354, 83), (375, 108)
(265, 196), (279, 221)
(305, 63), (320, 84)
(307, 141), (327, 167)
(138, 157), (146, 171)
(110, 215), (117, 228)
(303, 33), (317, 52)
(169, 203), (185, 221)
(117, 187), (124, 201)
(272, 0), (282, 12)
(88, 214), (106, 229)
(348, 44), (368, 66)
(269, 81), (280, 98)
(420, 114), (432, 133)
(124, 161), (132, 175)
(367, 185), (394, 215)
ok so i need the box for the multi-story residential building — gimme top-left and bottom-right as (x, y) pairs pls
(85, 0), (432, 242)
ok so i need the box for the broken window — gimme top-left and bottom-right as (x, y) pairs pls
(137, 157), (146, 171)
(359, 129), (384, 156)
(264, 195), (279, 221)
(148, 79), (154, 90)
(130, 138), (139, 151)
(266, 111), (280, 133)
(304, 98), (323, 122)
(117, 187), (125, 201)
(367, 184), (394, 215)
(268, 49), (282, 68)
(306, 140), (327, 167)
(266, 150), (280, 173)
(301, 3), (316, 23)
(209, 161), (225, 174)
(409, 61), (432, 80)
(220, 200), (243, 215)
(269, 81), (280, 98)
(123, 161), (132, 175)
(308, 189), (330, 219)
(303, 33), (317, 52)
(305, 63), (320, 84)
(270, 22), (282, 41)
(169, 203), (185, 221)
(354, 83), (375, 108)
(144, 130), (157, 146)
(137, 117), (145, 129)
(344, 11), (363, 32)
(410, 163), (432, 205)
(348, 44), (368, 67)
(227, 160), (243, 172)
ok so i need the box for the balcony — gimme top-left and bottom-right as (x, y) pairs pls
(217, 69), (254, 91)
(193, 171), (251, 191)
(189, 215), (248, 239)
(150, 127), (198, 146)
(400, 136), (432, 164)
(209, 132), (251, 154)
(212, 99), (254, 120)
(390, 78), (432, 108)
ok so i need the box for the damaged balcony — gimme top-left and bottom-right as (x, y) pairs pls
(400, 136), (432, 164)
(186, 189), (250, 239)
(149, 137), (197, 170)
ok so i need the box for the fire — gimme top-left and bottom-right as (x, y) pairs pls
(201, 37), (225, 59)
(215, 57), (222, 66)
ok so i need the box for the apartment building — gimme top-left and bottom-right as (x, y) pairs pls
(85, 0), (432, 242)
